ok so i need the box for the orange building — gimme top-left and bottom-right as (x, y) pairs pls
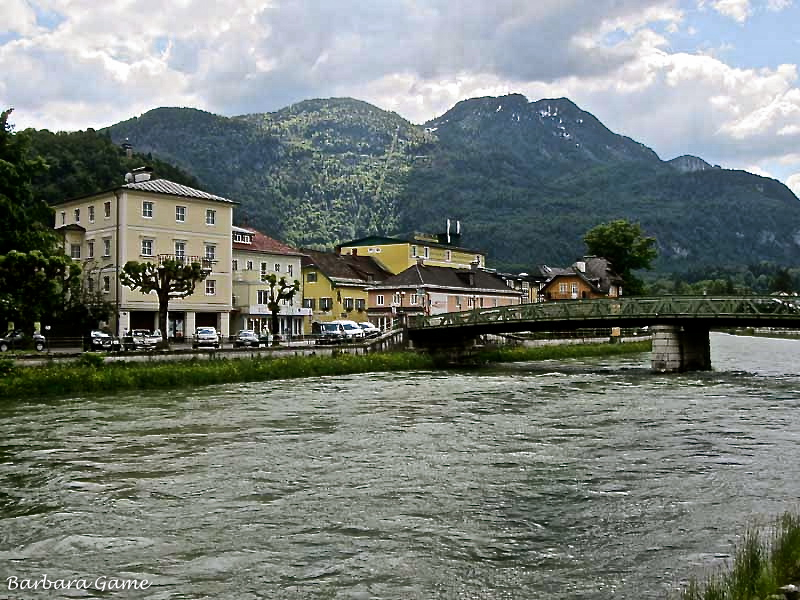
(538, 257), (623, 301)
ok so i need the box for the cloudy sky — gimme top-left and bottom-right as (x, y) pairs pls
(2, 0), (800, 195)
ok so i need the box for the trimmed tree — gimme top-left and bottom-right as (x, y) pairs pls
(261, 273), (300, 345)
(583, 219), (657, 296)
(120, 258), (210, 348)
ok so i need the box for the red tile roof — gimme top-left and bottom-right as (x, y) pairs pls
(232, 227), (304, 256)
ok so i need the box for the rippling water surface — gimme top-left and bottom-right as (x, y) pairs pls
(2, 333), (800, 599)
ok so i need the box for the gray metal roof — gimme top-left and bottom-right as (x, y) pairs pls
(122, 179), (236, 204)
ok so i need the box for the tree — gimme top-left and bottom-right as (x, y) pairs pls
(0, 250), (81, 332)
(120, 258), (210, 348)
(769, 268), (793, 294)
(261, 273), (300, 345)
(583, 219), (657, 296)
(0, 108), (55, 255)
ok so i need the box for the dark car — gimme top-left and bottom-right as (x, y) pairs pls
(84, 330), (121, 352)
(314, 322), (347, 345)
(234, 330), (261, 348)
(0, 329), (47, 352)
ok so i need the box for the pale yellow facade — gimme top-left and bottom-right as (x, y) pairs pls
(54, 178), (235, 338)
(301, 265), (370, 324)
(338, 235), (486, 275)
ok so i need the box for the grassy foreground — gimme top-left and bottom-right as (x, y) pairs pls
(0, 340), (651, 399)
(678, 512), (800, 600)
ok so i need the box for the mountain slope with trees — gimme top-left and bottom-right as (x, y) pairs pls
(87, 94), (800, 273)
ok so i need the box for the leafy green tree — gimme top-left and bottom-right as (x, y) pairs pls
(260, 273), (300, 345)
(0, 109), (55, 255)
(583, 219), (657, 296)
(120, 259), (210, 348)
(769, 268), (793, 294)
(0, 250), (80, 331)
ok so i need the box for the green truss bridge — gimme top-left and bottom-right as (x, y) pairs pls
(407, 295), (800, 372)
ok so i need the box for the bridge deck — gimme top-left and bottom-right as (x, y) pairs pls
(408, 296), (800, 341)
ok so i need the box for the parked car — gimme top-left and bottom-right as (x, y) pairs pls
(0, 329), (46, 352)
(234, 330), (261, 348)
(122, 329), (161, 351)
(358, 322), (381, 338)
(315, 322), (347, 345)
(192, 326), (220, 349)
(85, 330), (121, 352)
(332, 320), (366, 342)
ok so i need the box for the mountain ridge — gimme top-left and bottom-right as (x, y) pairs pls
(97, 94), (799, 272)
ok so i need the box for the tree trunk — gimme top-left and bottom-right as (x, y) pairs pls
(269, 302), (280, 346)
(157, 292), (170, 350)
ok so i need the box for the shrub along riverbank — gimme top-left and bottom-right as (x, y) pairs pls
(0, 340), (652, 400)
(678, 512), (800, 600)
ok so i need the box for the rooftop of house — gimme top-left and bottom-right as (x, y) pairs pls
(337, 233), (484, 255)
(232, 226), (304, 257)
(122, 178), (237, 204)
(539, 256), (623, 293)
(371, 262), (520, 293)
(302, 249), (392, 285)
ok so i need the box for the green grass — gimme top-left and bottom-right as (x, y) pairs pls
(0, 340), (651, 400)
(679, 513), (800, 600)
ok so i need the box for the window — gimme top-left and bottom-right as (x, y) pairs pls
(103, 238), (111, 257)
(479, 297), (485, 308)
(60, 211), (66, 225)
(87, 241), (94, 259)
(274, 263), (281, 272)
(356, 298), (366, 311)
(74, 208), (80, 222)
(445, 250), (452, 262)
(559, 283), (568, 294)
(344, 297), (354, 311)
(393, 293), (402, 305)
(468, 297), (474, 308)
(141, 239), (153, 256)
(205, 244), (216, 261)
(423, 247), (430, 259)
(142, 201), (153, 218)
(102, 276), (111, 293)
(410, 294), (420, 305)
(303, 298), (315, 309)
(494, 298), (499, 307)
(104, 201), (111, 218)
(257, 290), (269, 304)
(306, 271), (317, 283)
(176, 206), (186, 222)
(320, 297), (333, 311)
(287, 264), (293, 276)
(455, 295), (461, 308)
(70, 243), (81, 259)
(205, 279), (216, 295)
(87, 278), (94, 292)
(571, 284), (578, 296)
(376, 294), (384, 306)
(246, 260), (253, 271)
(175, 241), (186, 259)
(206, 209), (216, 225)
(232, 259), (238, 271)
(260, 262), (268, 276)
(411, 245), (417, 257)
(88, 206), (95, 222)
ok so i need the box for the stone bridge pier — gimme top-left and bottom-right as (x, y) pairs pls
(651, 325), (711, 372)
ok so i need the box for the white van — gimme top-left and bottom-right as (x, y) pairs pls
(331, 320), (365, 342)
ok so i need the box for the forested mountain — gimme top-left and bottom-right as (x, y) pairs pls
(64, 94), (800, 272)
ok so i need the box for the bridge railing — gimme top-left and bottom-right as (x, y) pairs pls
(408, 295), (800, 329)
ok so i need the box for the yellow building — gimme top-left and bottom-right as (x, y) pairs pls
(301, 249), (391, 325)
(337, 232), (486, 275)
(231, 226), (311, 336)
(53, 168), (235, 338)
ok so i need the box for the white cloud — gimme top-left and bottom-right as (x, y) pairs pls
(787, 173), (800, 196)
(710, 0), (753, 22)
(766, 0), (792, 11)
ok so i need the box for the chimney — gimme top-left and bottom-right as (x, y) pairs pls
(575, 261), (586, 273)
(130, 166), (153, 183)
(470, 259), (480, 271)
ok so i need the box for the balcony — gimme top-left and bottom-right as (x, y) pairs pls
(157, 255), (214, 271)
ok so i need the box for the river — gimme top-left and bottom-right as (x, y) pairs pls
(1, 332), (799, 599)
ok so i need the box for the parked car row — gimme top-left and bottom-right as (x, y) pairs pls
(0, 329), (47, 352)
(313, 320), (383, 345)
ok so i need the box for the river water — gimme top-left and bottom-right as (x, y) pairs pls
(1, 333), (799, 599)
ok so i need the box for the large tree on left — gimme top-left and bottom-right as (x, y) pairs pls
(119, 258), (210, 348)
(0, 109), (78, 333)
(0, 109), (55, 255)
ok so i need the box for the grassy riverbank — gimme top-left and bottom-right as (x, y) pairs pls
(0, 340), (651, 399)
(678, 512), (800, 600)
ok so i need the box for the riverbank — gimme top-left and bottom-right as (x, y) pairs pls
(678, 512), (800, 600)
(0, 339), (651, 400)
